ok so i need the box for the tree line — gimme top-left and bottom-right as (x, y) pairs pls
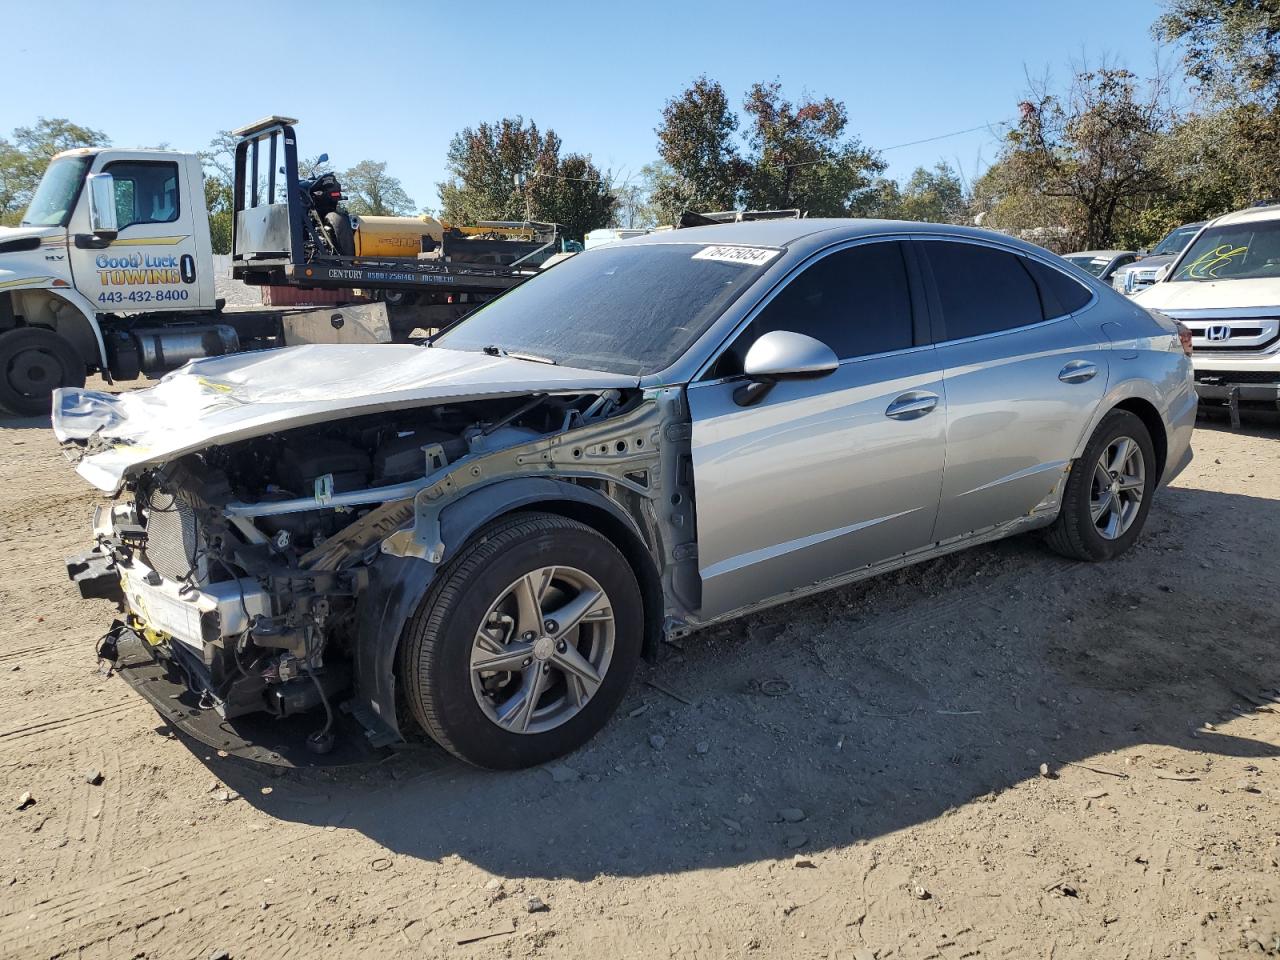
(2, 0), (1275, 253)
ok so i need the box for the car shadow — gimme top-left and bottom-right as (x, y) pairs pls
(0, 413), (54, 431)
(199, 483), (1279, 881)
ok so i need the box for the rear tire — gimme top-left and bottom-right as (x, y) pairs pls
(398, 512), (643, 769)
(1046, 410), (1156, 562)
(0, 327), (86, 418)
(324, 211), (355, 257)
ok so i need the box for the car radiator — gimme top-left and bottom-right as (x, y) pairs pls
(142, 494), (202, 582)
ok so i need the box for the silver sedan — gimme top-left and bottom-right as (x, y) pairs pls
(60, 219), (1197, 769)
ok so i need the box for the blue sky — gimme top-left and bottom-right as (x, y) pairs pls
(2, 0), (1177, 209)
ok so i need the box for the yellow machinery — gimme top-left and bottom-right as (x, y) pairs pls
(349, 216), (539, 259)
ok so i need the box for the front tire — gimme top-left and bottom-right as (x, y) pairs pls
(0, 327), (86, 418)
(1046, 410), (1156, 562)
(398, 512), (643, 769)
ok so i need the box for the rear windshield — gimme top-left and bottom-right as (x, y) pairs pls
(435, 242), (776, 375)
(1171, 219), (1280, 282)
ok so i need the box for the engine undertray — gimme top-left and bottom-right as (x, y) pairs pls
(108, 626), (389, 768)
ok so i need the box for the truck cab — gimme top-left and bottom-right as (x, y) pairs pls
(0, 146), (222, 415)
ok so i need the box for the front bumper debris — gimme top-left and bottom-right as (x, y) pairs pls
(100, 623), (386, 767)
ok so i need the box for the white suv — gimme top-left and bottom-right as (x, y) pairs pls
(1135, 204), (1280, 423)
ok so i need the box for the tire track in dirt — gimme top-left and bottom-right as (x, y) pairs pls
(0, 699), (139, 742)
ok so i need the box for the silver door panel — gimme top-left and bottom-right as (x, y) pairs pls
(688, 348), (946, 619)
(931, 316), (1108, 542)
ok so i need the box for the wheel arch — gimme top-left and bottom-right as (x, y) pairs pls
(1110, 397), (1168, 481)
(1072, 380), (1170, 481)
(7, 286), (109, 371)
(353, 478), (666, 743)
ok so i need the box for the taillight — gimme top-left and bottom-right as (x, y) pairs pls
(1175, 321), (1194, 356)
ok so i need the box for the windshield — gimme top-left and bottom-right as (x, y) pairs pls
(1152, 224), (1200, 257)
(21, 155), (91, 228)
(1065, 254), (1110, 277)
(1171, 220), (1280, 282)
(434, 242), (777, 376)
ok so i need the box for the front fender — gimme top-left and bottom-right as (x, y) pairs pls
(4, 282), (109, 371)
(353, 478), (651, 742)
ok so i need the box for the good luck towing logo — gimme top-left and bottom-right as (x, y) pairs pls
(96, 252), (197, 286)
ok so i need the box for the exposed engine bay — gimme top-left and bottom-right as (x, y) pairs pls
(64, 375), (699, 756)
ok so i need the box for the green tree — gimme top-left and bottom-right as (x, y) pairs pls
(438, 117), (562, 224)
(197, 131), (237, 254)
(0, 117), (109, 224)
(437, 117), (615, 240)
(341, 160), (414, 216)
(1156, 1), (1280, 210)
(651, 76), (745, 223)
(739, 81), (885, 216)
(895, 163), (970, 224)
(1157, 0), (1280, 103)
(994, 69), (1171, 249)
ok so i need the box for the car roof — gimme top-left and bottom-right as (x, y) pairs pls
(619, 217), (1063, 258)
(1209, 204), (1280, 227)
(1066, 250), (1132, 259)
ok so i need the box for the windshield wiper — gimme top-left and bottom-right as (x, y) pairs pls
(480, 344), (558, 365)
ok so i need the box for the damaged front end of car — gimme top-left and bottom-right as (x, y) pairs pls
(57, 352), (699, 762)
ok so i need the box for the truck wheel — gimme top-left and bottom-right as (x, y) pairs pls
(398, 512), (643, 769)
(0, 327), (86, 417)
(324, 212), (355, 256)
(1045, 410), (1156, 562)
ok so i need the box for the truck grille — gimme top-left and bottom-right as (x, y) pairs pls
(1163, 313), (1280, 353)
(143, 495), (202, 581)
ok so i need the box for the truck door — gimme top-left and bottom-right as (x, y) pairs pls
(69, 157), (212, 312)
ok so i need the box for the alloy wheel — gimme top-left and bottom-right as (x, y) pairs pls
(469, 565), (616, 734)
(1090, 435), (1146, 540)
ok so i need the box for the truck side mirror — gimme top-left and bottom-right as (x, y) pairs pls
(86, 173), (118, 240)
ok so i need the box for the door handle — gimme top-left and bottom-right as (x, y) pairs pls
(885, 391), (939, 420)
(1058, 360), (1098, 384)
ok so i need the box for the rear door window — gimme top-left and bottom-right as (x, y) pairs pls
(923, 241), (1043, 340)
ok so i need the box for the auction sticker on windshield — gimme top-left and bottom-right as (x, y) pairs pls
(692, 245), (780, 266)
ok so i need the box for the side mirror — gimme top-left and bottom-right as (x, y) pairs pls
(86, 173), (118, 240)
(733, 329), (838, 406)
(316, 153), (329, 165)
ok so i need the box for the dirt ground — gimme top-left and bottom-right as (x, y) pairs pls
(1, 398), (1278, 960)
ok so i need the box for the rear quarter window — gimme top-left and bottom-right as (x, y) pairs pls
(1024, 258), (1094, 317)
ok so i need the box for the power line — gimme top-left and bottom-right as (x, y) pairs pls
(781, 117), (1017, 168)
(881, 118), (1017, 152)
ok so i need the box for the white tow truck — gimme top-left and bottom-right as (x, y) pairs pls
(0, 116), (562, 416)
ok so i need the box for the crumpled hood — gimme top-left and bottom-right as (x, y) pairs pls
(53, 343), (640, 492)
(1135, 277), (1280, 311)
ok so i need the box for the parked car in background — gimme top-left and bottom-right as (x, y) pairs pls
(1112, 221), (1207, 296)
(1064, 250), (1140, 284)
(58, 220), (1196, 769)
(1134, 204), (1280, 423)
